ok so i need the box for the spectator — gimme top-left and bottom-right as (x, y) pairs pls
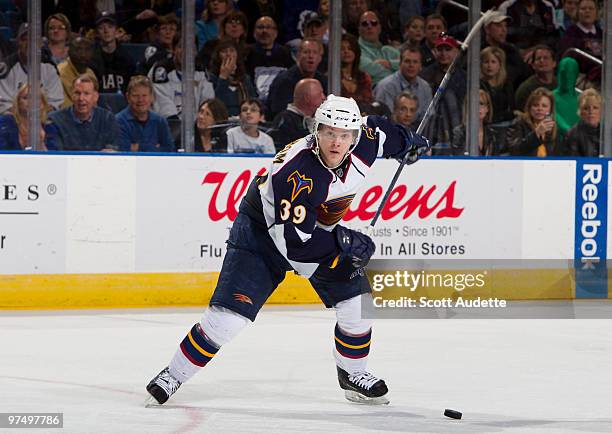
(226, 98), (275, 154)
(368, 0), (402, 45)
(558, 0), (602, 84)
(245, 16), (294, 103)
(266, 38), (327, 120)
(515, 44), (557, 111)
(403, 16), (425, 47)
(194, 98), (229, 153)
(197, 10), (249, 72)
(501, 0), (558, 49)
(91, 11), (136, 94)
(318, 0), (330, 20)
(43, 13), (71, 65)
(269, 78), (325, 150)
(340, 34), (373, 105)
(236, 0), (280, 44)
(420, 34), (466, 152)
(374, 45), (432, 126)
(302, 13), (329, 44)
(277, 2), (319, 46)
(555, 0), (579, 35)
(141, 14), (179, 74)
(480, 46), (515, 124)
(116, 75), (174, 152)
(481, 11), (531, 89)
(421, 14), (446, 68)
(149, 34), (214, 119)
(399, 1), (423, 32)
(0, 84), (57, 151)
(49, 74), (119, 151)
(208, 38), (257, 117)
(357, 10), (399, 85)
(392, 91), (419, 132)
(118, 0), (176, 42)
(565, 88), (601, 157)
(300, 13), (329, 75)
(421, 35), (466, 103)
(0, 23), (64, 114)
(72, 0), (100, 35)
(42, 0), (79, 33)
(553, 57), (580, 138)
(196, 0), (232, 50)
(451, 89), (502, 156)
(342, 0), (369, 37)
(507, 87), (563, 156)
(58, 37), (97, 108)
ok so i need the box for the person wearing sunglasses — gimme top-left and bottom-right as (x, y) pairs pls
(357, 10), (399, 86)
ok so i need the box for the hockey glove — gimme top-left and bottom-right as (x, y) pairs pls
(394, 124), (431, 163)
(334, 225), (376, 269)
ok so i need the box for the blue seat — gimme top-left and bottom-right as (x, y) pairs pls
(98, 93), (127, 114)
(0, 25), (12, 40)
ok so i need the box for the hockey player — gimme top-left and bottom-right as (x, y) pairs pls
(146, 95), (430, 406)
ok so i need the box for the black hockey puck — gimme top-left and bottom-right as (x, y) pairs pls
(444, 409), (462, 420)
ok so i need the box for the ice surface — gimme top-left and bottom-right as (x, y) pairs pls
(2, 305), (612, 433)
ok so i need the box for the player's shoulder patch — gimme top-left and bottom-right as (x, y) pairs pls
(361, 124), (375, 140)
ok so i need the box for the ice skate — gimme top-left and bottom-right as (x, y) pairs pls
(337, 366), (389, 405)
(146, 367), (182, 405)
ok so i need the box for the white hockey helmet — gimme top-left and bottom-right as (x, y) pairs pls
(311, 94), (363, 169)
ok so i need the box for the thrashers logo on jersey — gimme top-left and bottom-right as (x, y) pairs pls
(287, 170), (313, 202)
(316, 194), (355, 226)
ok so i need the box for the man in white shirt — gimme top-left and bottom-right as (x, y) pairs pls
(374, 45), (432, 126)
(148, 34), (214, 119)
(0, 23), (64, 113)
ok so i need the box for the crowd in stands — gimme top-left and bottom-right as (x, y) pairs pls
(0, 0), (606, 157)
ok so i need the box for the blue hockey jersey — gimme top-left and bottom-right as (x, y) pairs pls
(242, 115), (409, 278)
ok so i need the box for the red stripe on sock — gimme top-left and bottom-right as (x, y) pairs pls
(336, 347), (368, 359)
(180, 342), (208, 367)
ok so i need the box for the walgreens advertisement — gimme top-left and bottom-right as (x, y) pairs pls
(135, 156), (575, 272)
(0, 154), (576, 274)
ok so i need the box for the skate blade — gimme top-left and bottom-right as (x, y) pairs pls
(144, 395), (162, 408)
(344, 390), (390, 405)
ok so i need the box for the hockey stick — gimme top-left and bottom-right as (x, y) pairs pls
(369, 8), (497, 227)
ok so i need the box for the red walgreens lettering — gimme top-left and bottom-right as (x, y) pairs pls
(202, 168), (266, 221)
(203, 170), (463, 222)
(344, 181), (464, 221)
